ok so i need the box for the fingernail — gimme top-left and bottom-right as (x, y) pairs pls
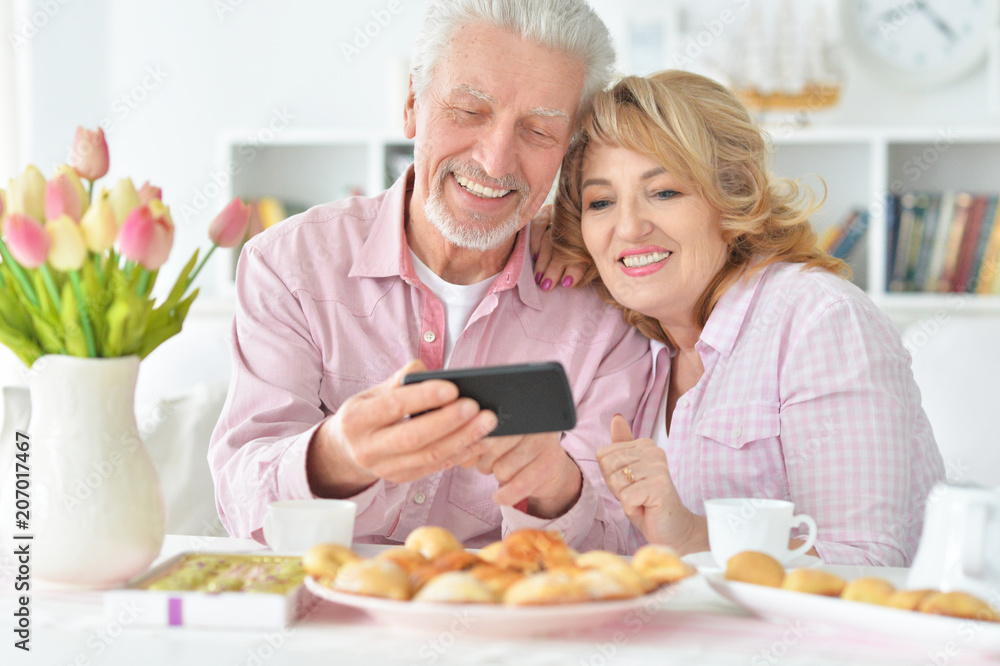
(482, 412), (498, 434)
(535, 272), (543, 284)
(541, 278), (552, 291)
(532, 253), (538, 262)
(561, 276), (574, 288)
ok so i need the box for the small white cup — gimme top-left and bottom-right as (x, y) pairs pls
(262, 499), (357, 554)
(705, 498), (818, 568)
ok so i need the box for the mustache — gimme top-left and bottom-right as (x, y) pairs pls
(438, 159), (529, 194)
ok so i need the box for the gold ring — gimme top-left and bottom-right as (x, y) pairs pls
(622, 466), (635, 484)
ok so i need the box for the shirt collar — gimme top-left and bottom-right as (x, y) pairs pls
(348, 165), (542, 310)
(697, 262), (772, 357)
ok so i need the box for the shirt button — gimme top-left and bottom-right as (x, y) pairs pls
(732, 426), (743, 439)
(413, 492), (426, 505)
(423, 331), (436, 343)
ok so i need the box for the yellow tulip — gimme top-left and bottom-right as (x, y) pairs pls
(107, 178), (140, 226)
(45, 215), (88, 271)
(8, 165), (46, 222)
(54, 164), (91, 214)
(79, 188), (117, 252)
(0, 188), (7, 222)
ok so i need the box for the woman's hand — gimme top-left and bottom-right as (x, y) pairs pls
(597, 415), (708, 554)
(529, 204), (586, 291)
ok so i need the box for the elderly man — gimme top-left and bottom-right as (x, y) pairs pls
(209, 0), (651, 553)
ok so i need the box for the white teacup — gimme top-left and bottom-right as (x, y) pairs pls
(262, 499), (357, 554)
(908, 483), (1000, 606)
(705, 498), (818, 568)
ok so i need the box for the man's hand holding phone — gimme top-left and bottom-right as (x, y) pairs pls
(306, 360), (498, 499)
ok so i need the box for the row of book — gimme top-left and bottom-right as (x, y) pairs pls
(886, 192), (1000, 294)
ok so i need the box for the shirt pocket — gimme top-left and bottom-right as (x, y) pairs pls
(447, 466), (502, 527)
(319, 372), (379, 413)
(695, 401), (781, 449)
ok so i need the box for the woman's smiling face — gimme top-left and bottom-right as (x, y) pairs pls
(579, 142), (729, 327)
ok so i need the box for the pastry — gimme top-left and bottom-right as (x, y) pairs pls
(404, 526), (463, 560)
(412, 571), (497, 604)
(724, 551), (785, 588)
(577, 568), (642, 601)
(918, 591), (999, 622)
(576, 550), (656, 594)
(478, 540), (504, 564)
(885, 588), (936, 611)
(494, 529), (576, 573)
(631, 545), (695, 586)
(375, 548), (428, 575)
(302, 543), (361, 581)
(781, 568), (846, 597)
(468, 563), (524, 597)
(503, 571), (589, 606)
(840, 577), (895, 605)
(410, 550), (483, 592)
(332, 559), (410, 600)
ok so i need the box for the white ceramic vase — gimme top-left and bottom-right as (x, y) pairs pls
(0, 354), (165, 588)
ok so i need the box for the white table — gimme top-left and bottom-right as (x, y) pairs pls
(0, 535), (996, 666)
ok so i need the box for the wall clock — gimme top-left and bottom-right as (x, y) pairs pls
(841, 0), (998, 88)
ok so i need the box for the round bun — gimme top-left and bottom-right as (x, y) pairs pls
(577, 568), (643, 601)
(918, 591), (998, 621)
(576, 550), (655, 594)
(885, 588), (936, 611)
(404, 526), (463, 560)
(332, 559), (410, 600)
(302, 543), (360, 581)
(781, 568), (846, 596)
(724, 551), (785, 588)
(840, 577), (895, 605)
(477, 541), (504, 564)
(631, 545), (695, 586)
(412, 571), (497, 603)
(503, 571), (589, 606)
(494, 529), (575, 573)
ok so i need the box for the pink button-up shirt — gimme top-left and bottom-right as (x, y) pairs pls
(633, 262), (945, 566)
(209, 169), (651, 552)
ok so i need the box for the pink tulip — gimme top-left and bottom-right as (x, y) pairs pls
(45, 173), (83, 223)
(2, 213), (50, 268)
(208, 197), (253, 248)
(118, 203), (175, 270)
(138, 181), (162, 206)
(70, 127), (110, 181)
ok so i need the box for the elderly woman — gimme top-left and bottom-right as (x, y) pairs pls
(534, 70), (945, 566)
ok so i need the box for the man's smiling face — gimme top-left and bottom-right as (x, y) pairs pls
(404, 22), (585, 251)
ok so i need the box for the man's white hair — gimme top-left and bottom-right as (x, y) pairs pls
(410, 0), (616, 116)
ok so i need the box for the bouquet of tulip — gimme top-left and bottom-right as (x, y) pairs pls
(0, 127), (252, 367)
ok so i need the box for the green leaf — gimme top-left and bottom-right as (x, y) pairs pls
(0, 326), (42, 367)
(59, 282), (89, 357)
(139, 287), (199, 359)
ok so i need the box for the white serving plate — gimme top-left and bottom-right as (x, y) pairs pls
(705, 574), (1000, 656)
(304, 576), (679, 638)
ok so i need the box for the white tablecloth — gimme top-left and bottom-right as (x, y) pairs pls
(1, 535), (997, 666)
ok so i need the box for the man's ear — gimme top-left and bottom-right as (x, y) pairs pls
(403, 75), (417, 140)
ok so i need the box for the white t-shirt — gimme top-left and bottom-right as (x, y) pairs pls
(409, 250), (498, 367)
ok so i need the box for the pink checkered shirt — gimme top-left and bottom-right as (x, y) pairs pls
(633, 262), (945, 566)
(209, 168), (651, 552)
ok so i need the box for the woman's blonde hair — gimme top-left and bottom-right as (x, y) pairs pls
(553, 70), (849, 344)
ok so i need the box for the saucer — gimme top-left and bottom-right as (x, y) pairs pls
(682, 551), (822, 573)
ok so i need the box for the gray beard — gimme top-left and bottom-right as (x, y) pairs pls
(424, 169), (527, 252)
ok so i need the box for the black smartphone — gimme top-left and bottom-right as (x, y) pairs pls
(401, 361), (576, 436)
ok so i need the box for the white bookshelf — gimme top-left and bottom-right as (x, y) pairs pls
(215, 126), (1000, 322)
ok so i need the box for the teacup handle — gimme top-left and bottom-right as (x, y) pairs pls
(789, 513), (818, 560)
